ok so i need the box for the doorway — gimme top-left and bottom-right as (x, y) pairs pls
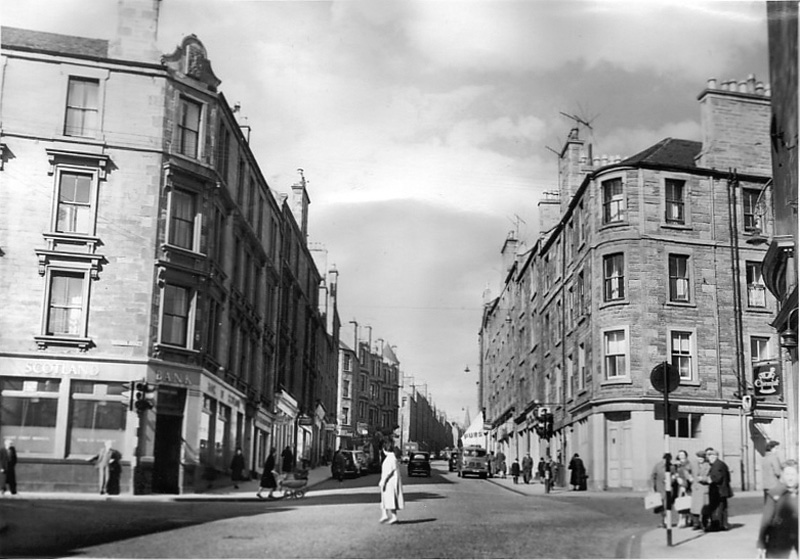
(152, 387), (186, 494)
(606, 412), (633, 488)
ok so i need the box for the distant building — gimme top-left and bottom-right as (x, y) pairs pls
(480, 75), (785, 491)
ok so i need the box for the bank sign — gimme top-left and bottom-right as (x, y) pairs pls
(753, 360), (781, 398)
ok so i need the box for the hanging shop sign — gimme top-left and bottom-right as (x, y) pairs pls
(753, 359), (782, 398)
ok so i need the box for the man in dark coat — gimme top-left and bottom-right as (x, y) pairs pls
(705, 448), (732, 531)
(522, 453), (534, 484)
(257, 447), (277, 499)
(0, 439), (18, 495)
(281, 446), (294, 473)
(569, 453), (587, 491)
(230, 447), (246, 489)
(333, 448), (346, 483)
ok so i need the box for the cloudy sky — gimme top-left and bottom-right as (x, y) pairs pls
(2, 0), (771, 424)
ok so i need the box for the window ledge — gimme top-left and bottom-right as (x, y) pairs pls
(599, 221), (630, 231)
(744, 307), (772, 314)
(679, 380), (701, 388)
(661, 223), (693, 230)
(34, 334), (93, 351)
(601, 378), (632, 386)
(599, 299), (629, 310)
(154, 342), (199, 356)
(665, 301), (696, 309)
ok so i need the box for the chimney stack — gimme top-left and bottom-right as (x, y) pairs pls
(697, 74), (771, 175)
(109, 0), (161, 63)
(291, 170), (310, 239)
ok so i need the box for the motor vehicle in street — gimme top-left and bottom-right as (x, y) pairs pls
(459, 446), (489, 478)
(407, 451), (431, 477)
(332, 450), (365, 478)
(448, 451), (460, 472)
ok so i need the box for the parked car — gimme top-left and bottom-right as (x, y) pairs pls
(407, 451), (431, 477)
(332, 450), (365, 478)
(448, 451), (460, 472)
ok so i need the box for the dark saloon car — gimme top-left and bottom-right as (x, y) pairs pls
(448, 451), (460, 472)
(407, 452), (431, 477)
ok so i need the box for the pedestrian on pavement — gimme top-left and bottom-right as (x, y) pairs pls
(522, 453), (534, 484)
(90, 440), (115, 495)
(378, 443), (404, 525)
(105, 447), (122, 495)
(762, 441), (783, 502)
(0, 439), (18, 495)
(569, 453), (587, 491)
(323, 446), (332, 466)
(690, 450), (710, 530)
(333, 447), (346, 483)
(281, 445), (294, 474)
(257, 447), (277, 499)
(704, 448), (732, 532)
(488, 451), (495, 478)
(652, 452), (677, 528)
(230, 447), (246, 489)
(673, 450), (693, 527)
(511, 458), (521, 484)
(495, 449), (506, 478)
(537, 457), (546, 483)
(757, 459), (798, 558)
(301, 446), (311, 470)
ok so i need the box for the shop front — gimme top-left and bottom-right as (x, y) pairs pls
(0, 356), (145, 493)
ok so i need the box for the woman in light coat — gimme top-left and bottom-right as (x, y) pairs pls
(378, 442), (404, 524)
(691, 450), (711, 530)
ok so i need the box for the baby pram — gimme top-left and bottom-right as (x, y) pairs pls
(275, 470), (308, 499)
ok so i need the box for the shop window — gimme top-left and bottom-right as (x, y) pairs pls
(0, 378), (60, 455)
(216, 403), (231, 467)
(68, 381), (127, 457)
(199, 396), (213, 463)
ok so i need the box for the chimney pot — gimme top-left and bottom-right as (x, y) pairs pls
(707, 78), (717, 89)
(593, 156), (600, 166)
(739, 81), (747, 93)
(755, 82), (765, 95)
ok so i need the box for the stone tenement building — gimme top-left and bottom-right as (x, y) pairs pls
(480, 75), (786, 492)
(0, 0), (339, 494)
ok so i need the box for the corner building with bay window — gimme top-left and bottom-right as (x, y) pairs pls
(0, 1), (338, 494)
(480, 76), (789, 492)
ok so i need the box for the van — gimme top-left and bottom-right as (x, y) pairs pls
(459, 446), (489, 479)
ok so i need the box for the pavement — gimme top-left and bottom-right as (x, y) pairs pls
(3, 463), (769, 559)
(483, 472), (766, 559)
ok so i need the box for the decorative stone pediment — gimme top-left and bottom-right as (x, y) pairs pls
(162, 35), (221, 92)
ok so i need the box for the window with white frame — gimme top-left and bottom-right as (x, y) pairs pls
(168, 188), (200, 251)
(342, 407), (350, 424)
(746, 261), (767, 308)
(343, 379), (350, 398)
(750, 336), (771, 363)
(578, 342), (586, 390)
(603, 253), (625, 301)
(742, 188), (761, 233)
(670, 330), (695, 381)
(55, 171), (95, 234)
(668, 254), (690, 303)
(64, 77), (99, 137)
(578, 200), (586, 244)
(177, 96), (202, 158)
(603, 329), (628, 379)
(160, 283), (194, 348)
(665, 179), (686, 224)
(577, 271), (586, 315)
(45, 270), (88, 337)
(602, 178), (625, 224)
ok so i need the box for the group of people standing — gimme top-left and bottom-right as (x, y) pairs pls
(253, 445), (296, 499)
(651, 447), (732, 532)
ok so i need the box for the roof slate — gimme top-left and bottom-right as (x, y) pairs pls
(620, 138), (702, 170)
(1, 26), (108, 59)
